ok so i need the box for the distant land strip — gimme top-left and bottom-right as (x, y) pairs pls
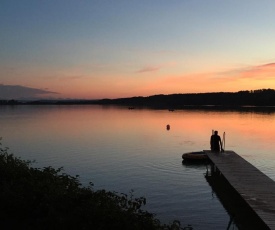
(1, 89), (275, 111)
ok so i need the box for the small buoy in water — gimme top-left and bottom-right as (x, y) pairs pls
(166, 124), (170, 130)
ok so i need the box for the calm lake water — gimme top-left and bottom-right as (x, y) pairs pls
(1, 105), (275, 229)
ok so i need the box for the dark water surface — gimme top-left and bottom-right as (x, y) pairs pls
(1, 105), (275, 229)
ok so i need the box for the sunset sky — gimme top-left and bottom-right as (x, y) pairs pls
(1, 0), (275, 99)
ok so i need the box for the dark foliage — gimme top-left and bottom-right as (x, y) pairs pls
(0, 141), (188, 230)
(2, 89), (275, 109)
(0, 99), (21, 105)
(96, 89), (275, 109)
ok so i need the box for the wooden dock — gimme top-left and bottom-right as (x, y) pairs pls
(205, 150), (275, 230)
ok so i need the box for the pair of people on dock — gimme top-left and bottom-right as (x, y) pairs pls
(210, 130), (223, 152)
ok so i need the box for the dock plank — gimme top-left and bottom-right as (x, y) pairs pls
(205, 150), (275, 229)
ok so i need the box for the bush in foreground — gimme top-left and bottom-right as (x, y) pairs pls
(0, 141), (191, 230)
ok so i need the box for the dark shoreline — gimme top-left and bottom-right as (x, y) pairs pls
(2, 89), (275, 114)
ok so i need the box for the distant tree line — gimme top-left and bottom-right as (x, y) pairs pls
(96, 89), (275, 109)
(1, 89), (275, 108)
(0, 99), (21, 105)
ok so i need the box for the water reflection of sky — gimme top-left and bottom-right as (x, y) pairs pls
(1, 105), (275, 229)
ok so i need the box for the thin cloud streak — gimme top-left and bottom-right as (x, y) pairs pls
(137, 62), (275, 95)
(239, 63), (275, 79)
(137, 66), (162, 73)
(209, 62), (275, 85)
(58, 75), (85, 81)
(136, 62), (177, 73)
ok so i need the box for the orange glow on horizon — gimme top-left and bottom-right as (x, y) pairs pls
(7, 62), (275, 99)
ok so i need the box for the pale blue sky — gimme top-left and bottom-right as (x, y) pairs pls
(1, 0), (275, 99)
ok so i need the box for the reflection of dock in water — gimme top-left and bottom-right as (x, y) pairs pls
(205, 150), (274, 230)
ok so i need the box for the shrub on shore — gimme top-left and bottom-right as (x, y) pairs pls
(0, 141), (190, 230)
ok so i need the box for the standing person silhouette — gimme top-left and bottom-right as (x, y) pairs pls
(210, 130), (223, 152)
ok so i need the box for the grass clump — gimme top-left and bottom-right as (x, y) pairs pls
(0, 141), (190, 230)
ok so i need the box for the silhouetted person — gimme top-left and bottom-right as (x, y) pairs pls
(210, 131), (223, 152)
